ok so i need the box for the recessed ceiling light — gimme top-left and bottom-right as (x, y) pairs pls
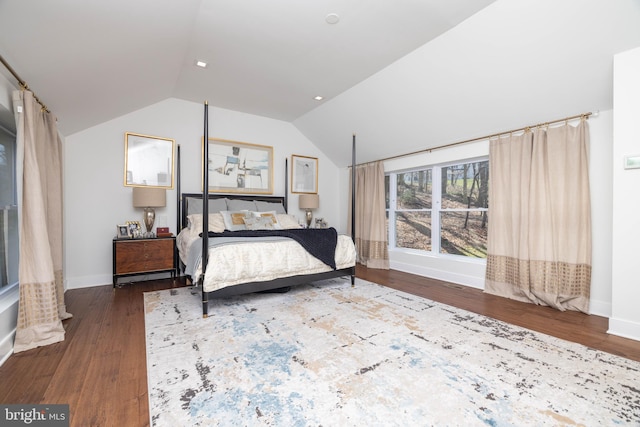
(325, 13), (340, 24)
(313, 95), (324, 101)
(195, 60), (208, 68)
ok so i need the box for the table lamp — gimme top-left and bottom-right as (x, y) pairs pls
(298, 194), (319, 228)
(132, 187), (166, 237)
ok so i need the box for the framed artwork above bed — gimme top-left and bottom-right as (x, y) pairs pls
(203, 138), (273, 194)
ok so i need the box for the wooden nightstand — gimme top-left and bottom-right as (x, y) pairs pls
(112, 236), (176, 287)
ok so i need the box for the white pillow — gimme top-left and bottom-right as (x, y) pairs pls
(187, 213), (225, 233)
(251, 211), (282, 229)
(276, 214), (302, 229)
(220, 210), (250, 231)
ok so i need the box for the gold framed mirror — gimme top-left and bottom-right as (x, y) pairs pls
(124, 132), (175, 188)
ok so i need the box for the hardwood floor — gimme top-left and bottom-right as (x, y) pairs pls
(1, 267), (639, 426)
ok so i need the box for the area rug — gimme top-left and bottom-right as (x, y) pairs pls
(144, 278), (640, 426)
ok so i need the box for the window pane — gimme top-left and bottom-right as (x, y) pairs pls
(440, 211), (488, 258)
(441, 161), (488, 209)
(395, 211), (431, 251)
(0, 127), (18, 289)
(0, 137), (15, 205)
(0, 207), (18, 287)
(396, 169), (431, 209)
(385, 175), (390, 209)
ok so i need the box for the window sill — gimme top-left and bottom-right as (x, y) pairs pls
(389, 246), (487, 265)
(0, 283), (19, 313)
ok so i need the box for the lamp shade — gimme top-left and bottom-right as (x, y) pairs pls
(132, 187), (166, 208)
(298, 194), (319, 210)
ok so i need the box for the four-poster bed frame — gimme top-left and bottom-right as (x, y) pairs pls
(177, 102), (357, 317)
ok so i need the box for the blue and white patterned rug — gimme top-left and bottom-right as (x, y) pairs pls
(144, 278), (640, 426)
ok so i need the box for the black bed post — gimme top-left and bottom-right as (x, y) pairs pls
(284, 157), (289, 212)
(201, 101), (210, 317)
(351, 133), (356, 287)
(176, 144), (181, 277)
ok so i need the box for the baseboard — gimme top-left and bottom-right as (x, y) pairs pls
(389, 260), (485, 290)
(389, 261), (614, 320)
(608, 317), (640, 342)
(588, 298), (611, 318)
(65, 274), (112, 289)
(0, 328), (15, 367)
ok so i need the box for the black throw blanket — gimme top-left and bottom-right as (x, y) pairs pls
(203, 227), (338, 269)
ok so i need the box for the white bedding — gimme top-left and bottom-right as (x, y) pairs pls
(177, 228), (356, 293)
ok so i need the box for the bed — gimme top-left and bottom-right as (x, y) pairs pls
(177, 103), (357, 317)
(177, 193), (357, 316)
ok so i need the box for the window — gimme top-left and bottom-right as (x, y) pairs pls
(386, 159), (488, 258)
(0, 124), (18, 291)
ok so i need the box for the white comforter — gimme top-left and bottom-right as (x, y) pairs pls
(177, 229), (356, 293)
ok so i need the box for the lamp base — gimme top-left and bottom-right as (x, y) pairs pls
(305, 209), (313, 228)
(143, 207), (156, 237)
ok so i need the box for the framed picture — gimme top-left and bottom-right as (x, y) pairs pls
(116, 225), (130, 239)
(291, 154), (318, 194)
(315, 218), (328, 229)
(124, 132), (175, 189)
(126, 221), (142, 238)
(203, 138), (273, 194)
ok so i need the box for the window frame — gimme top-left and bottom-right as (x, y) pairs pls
(386, 156), (489, 261)
(0, 123), (18, 295)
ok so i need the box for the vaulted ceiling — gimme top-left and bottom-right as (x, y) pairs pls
(1, 0), (640, 166)
(0, 0), (496, 132)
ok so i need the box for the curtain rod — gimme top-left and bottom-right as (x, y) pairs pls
(357, 111), (592, 167)
(0, 53), (50, 112)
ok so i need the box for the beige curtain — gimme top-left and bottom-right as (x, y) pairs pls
(485, 119), (591, 312)
(13, 90), (72, 353)
(349, 161), (389, 269)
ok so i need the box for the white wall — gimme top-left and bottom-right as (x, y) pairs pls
(610, 46), (640, 340)
(64, 98), (343, 289)
(352, 111), (615, 318)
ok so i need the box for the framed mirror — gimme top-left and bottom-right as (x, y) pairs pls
(124, 132), (175, 188)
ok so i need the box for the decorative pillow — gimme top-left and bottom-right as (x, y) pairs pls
(186, 197), (228, 216)
(243, 216), (276, 230)
(251, 211), (282, 229)
(255, 200), (286, 214)
(227, 199), (257, 212)
(276, 214), (302, 229)
(186, 213), (226, 233)
(220, 210), (250, 231)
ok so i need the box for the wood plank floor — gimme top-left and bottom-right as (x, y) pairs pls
(1, 266), (639, 426)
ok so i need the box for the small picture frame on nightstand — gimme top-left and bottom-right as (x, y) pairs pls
(116, 225), (130, 239)
(315, 218), (328, 229)
(126, 221), (142, 238)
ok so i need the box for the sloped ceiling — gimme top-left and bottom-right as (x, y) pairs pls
(1, 0), (640, 167)
(295, 0), (640, 166)
(0, 0), (495, 133)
